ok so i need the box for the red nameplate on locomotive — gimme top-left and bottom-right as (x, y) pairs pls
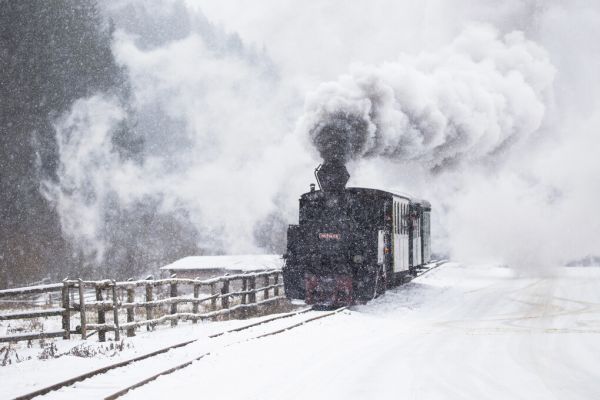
(318, 233), (341, 240)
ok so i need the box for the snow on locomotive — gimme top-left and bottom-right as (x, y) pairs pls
(283, 160), (431, 307)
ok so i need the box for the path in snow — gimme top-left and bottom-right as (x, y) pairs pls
(124, 263), (600, 400)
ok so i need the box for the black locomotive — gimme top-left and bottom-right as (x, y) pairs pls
(283, 161), (431, 307)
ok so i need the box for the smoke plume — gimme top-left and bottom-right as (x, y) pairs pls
(42, 0), (311, 277)
(41, 0), (600, 276)
(302, 25), (555, 171)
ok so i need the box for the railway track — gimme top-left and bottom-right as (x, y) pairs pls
(13, 307), (347, 400)
(413, 259), (448, 278)
(13, 261), (445, 400)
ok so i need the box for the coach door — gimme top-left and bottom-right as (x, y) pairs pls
(408, 204), (423, 268)
(414, 211), (421, 266)
(392, 199), (410, 272)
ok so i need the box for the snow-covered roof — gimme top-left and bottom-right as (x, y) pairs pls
(160, 255), (283, 272)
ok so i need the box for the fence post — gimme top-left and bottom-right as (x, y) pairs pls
(95, 284), (106, 342)
(274, 273), (280, 297)
(61, 279), (71, 339)
(241, 276), (248, 305)
(170, 280), (178, 327)
(249, 276), (256, 304)
(221, 277), (230, 310)
(111, 281), (120, 341)
(77, 279), (87, 339)
(210, 282), (217, 311)
(263, 275), (270, 300)
(145, 277), (153, 331)
(126, 284), (136, 337)
(192, 280), (200, 324)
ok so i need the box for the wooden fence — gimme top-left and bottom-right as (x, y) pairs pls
(0, 283), (65, 343)
(0, 270), (284, 343)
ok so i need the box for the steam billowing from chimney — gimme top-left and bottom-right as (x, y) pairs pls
(301, 26), (555, 171)
(311, 112), (364, 191)
(311, 112), (371, 164)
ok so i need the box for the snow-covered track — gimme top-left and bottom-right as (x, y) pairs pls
(413, 259), (448, 278)
(103, 307), (347, 400)
(12, 307), (317, 400)
(13, 264), (442, 400)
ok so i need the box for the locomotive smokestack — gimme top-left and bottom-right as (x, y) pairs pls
(315, 160), (350, 192)
(309, 113), (360, 193)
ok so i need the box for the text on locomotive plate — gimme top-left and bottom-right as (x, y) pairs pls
(319, 233), (341, 240)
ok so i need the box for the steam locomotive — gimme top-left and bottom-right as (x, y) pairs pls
(283, 161), (431, 307)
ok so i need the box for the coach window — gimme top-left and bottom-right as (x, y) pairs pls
(396, 203), (399, 234)
(415, 212), (418, 237)
(397, 204), (400, 234)
(393, 203), (396, 233)
(398, 204), (402, 234)
(398, 203), (402, 234)
(397, 203), (400, 234)
(400, 204), (404, 234)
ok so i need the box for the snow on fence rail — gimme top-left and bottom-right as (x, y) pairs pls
(0, 283), (66, 343)
(0, 270), (284, 343)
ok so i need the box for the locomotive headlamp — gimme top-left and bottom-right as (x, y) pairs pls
(353, 255), (364, 263)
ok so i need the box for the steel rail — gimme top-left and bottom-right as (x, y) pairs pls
(14, 262), (447, 400)
(414, 259), (448, 277)
(12, 307), (314, 400)
(103, 307), (347, 400)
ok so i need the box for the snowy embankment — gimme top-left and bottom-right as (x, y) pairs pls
(3, 262), (600, 399)
(127, 263), (600, 400)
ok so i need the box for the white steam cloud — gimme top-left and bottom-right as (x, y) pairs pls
(44, 2), (312, 268)
(301, 25), (555, 170)
(45, 0), (600, 273)
(43, 96), (128, 262)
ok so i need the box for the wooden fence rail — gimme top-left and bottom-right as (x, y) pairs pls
(0, 282), (68, 343)
(0, 270), (284, 343)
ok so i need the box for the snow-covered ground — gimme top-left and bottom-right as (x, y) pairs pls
(3, 262), (600, 399)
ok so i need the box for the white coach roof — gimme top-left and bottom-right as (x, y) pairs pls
(161, 254), (283, 272)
